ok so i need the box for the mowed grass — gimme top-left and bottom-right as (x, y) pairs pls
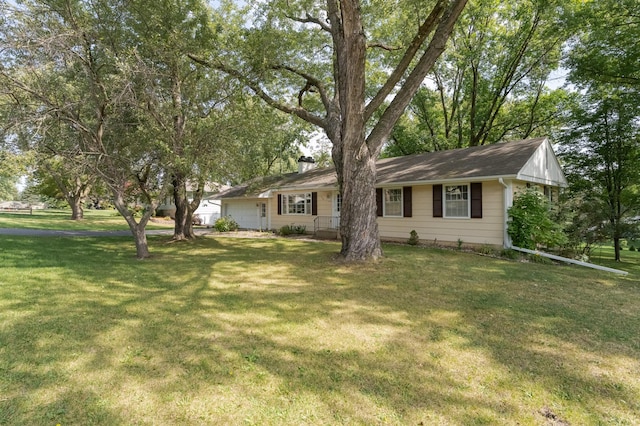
(0, 209), (173, 231)
(0, 232), (639, 425)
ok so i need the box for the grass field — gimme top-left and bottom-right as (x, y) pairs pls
(1, 212), (639, 424)
(0, 209), (173, 231)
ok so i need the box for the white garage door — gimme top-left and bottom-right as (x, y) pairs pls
(224, 200), (263, 230)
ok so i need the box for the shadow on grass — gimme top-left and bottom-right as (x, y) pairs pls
(0, 236), (639, 424)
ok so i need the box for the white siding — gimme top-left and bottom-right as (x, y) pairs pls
(222, 199), (268, 230)
(517, 139), (568, 187)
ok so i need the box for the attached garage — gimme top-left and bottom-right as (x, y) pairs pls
(222, 198), (268, 230)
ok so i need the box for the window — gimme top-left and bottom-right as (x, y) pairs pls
(444, 184), (469, 218)
(282, 193), (312, 215)
(384, 188), (403, 217)
(260, 203), (266, 218)
(543, 186), (554, 202)
(335, 193), (342, 213)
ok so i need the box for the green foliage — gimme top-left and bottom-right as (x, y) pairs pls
(508, 188), (567, 250)
(0, 150), (28, 201)
(214, 216), (239, 232)
(559, 87), (640, 261)
(279, 224), (306, 236)
(477, 245), (497, 256)
(407, 230), (419, 246)
(566, 0), (639, 91)
(383, 0), (572, 157)
(500, 248), (521, 260)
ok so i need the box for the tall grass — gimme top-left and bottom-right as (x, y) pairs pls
(1, 234), (638, 425)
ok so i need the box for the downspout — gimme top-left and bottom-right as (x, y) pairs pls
(499, 178), (511, 248)
(510, 246), (628, 276)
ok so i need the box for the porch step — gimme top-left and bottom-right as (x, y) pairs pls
(314, 229), (339, 240)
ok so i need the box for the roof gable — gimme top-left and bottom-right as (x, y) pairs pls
(517, 139), (568, 187)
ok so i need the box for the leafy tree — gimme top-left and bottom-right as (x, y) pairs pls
(215, 96), (311, 185)
(384, 0), (572, 156)
(118, 0), (234, 241)
(560, 0), (640, 261)
(0, 150), (22, 201)
(193, 0), (468, 261)
(507, 187), (567, 250)
(566, 0), (639, 91)
(560, 89), (640, 261)
(0, 0), (170, 258)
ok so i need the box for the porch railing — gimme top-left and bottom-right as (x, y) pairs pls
(313, 215), (340, 233)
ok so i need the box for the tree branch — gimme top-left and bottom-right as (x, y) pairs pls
(367, 42), (402, 51)
(287, 12), (331, 33)
(364, 0), (447, 122)
(271, 64), (331, 111)
(366, 0), (469, 155)
(187, 54), (327, 129)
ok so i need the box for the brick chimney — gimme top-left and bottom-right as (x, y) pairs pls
(297, 156), (316, 173)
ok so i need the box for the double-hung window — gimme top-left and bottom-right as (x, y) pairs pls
(384, 188), (403, 217)
(444, 184), (469, 218)
(282, 193), (312, 215)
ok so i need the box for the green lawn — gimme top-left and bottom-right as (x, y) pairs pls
(0, 209), (173, 231)
(0, 223), (639, 424)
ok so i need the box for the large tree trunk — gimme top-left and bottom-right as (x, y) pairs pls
(330, 0), (382, 261)
(112, 191), (153, 259)
(613, 236), (621, 262)
(69, 196), (84, 220)
(172, 173), (202, 240)
(194, 0), (467, 262)
(337, 145), (382, 260)
(172, 174), (190, 240)
(132, 227), (151, 259)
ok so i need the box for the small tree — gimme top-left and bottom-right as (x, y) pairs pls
(507, 188), (566, 250)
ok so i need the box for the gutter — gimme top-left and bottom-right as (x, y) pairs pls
(510, 246), (628, 276)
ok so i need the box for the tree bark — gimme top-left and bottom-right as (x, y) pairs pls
(172, 174), (203, 240)
(172, 173), (190, 240)
(112, 190), (153, 259)
(69, 196), (84, 220)
(328, 0), (383, 261)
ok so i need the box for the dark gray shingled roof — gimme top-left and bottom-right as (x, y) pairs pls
(376, 137), (546, 184)
(215, 137), (547, 199)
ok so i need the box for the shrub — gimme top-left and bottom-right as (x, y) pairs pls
(477, 245), (497, 256)
(500, 249), (521, 260)
(507, 188), (567, 250)
(214, 216), (239, 232)
(407, 230), (419, 245)
(630, 246), (636, 252)
(279, 224), (306, 235)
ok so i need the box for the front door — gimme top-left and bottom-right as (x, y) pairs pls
(332, 192), (341, 230)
